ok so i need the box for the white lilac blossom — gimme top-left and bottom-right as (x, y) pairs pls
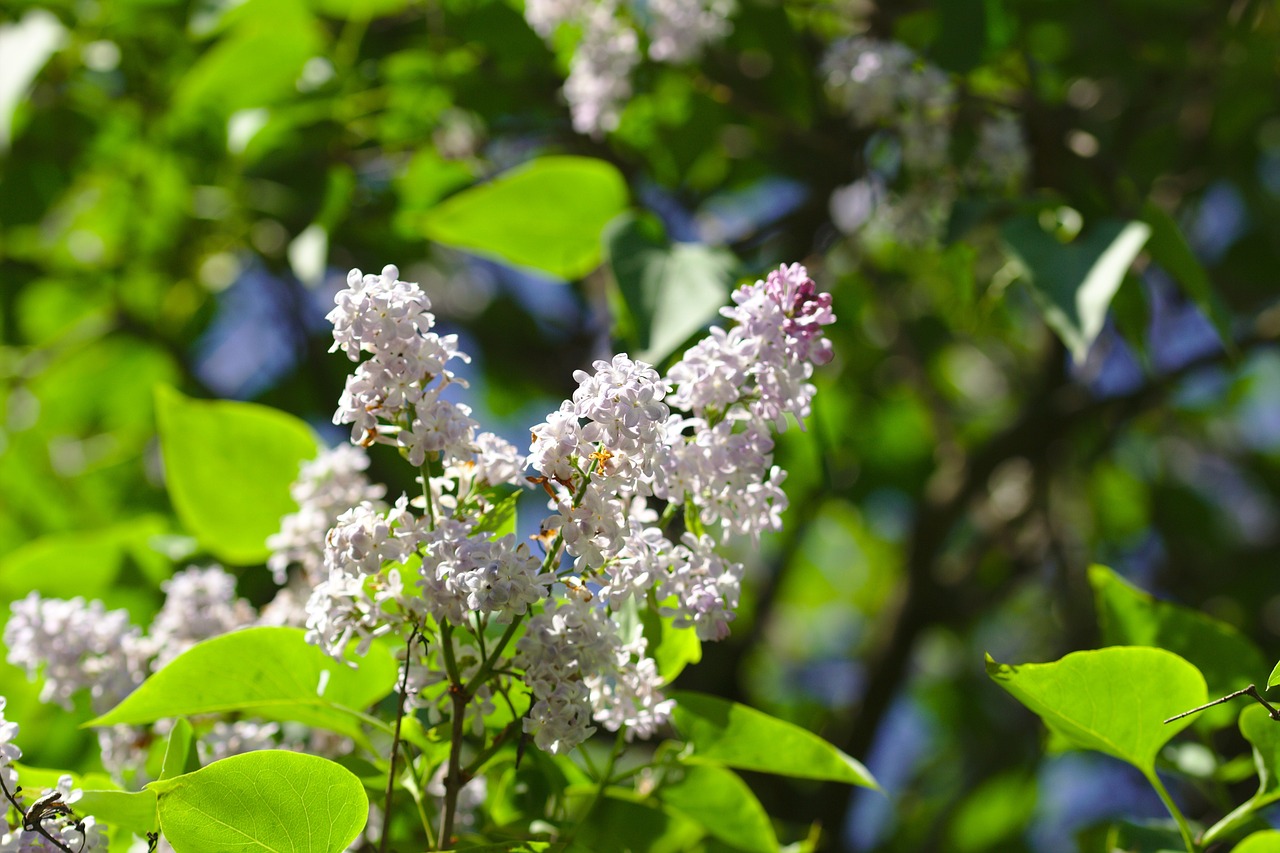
(267, 444), (386, 586)
(328, 265), (476, 466)
(564, 2), (640, 136)
(4, 594), (142, 712)
(645, 0), (735, 63)
(142, 566), (255, 669)
(0, 701), (106, 853)
(523, 0), (734, 137)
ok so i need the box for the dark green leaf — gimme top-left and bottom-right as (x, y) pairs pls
(1002, 216), (1150, 362)
(1141, 200), (1232, 347)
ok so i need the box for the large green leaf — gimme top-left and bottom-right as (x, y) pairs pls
(985, 647), (1206, 775)
(1090, 565), (1266, 729)
(155, 386), (318, 565)
(1002, 216), (1150, 362)
(659, 765), (777, 853)
(88, 627), (396, 739)
(420, 156), (629, 280)
(605, 214), (734, 366)
(149, 751), (366, 853)
(671, 691), (877, 787)
(565, 793), (703, 853)
(641, 607), (701, 683)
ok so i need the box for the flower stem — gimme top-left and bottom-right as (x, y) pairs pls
(380, 626), (419, 853)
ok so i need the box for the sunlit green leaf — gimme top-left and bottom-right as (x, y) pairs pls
(1090, 564), (1266, 729)
(642, 607), (702, 683)
(155, 386), (318, 565)
(671, 691), (877, 787)
(88, 627), (396, 739)
(421, 156), (629, 280)
(986, 647), (1205, 775)
(78, 788), (158, 836)
(1236, 831), (1280, 853)
(159, 718), (201, 781)
(149, 751), (366, 853)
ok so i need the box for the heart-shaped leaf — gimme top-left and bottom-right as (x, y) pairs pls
(986, 647), (1206, 775)
(149, 751), (366, 853)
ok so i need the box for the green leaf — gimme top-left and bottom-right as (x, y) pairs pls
(87, 627), (396, 739)
(1002, 216), (1151, 362)
(1090, 565), (1266, 729)
(671, 691), (877, 787)
(985, 647), (1206, 775)
(566, 792), (704, 853)
(1267, 660), (1280, 690)
(173, 0), (323, 121)
(1141, 200), (1232, 347)
(148, 751), (366, 853)
(605, 214), (735, 365)
(473, 487), (520, 540)
(659, 765), (777, 853)
(155, 386), (318, 565)
(78, 788), (158, 836)
(1236, 831), (1280, 853)
(641, 606), (701, 683)
(160, 718), (201, 781)
(420, 156), (629, 280)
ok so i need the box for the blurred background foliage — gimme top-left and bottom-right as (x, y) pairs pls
(2, 0), (1280, 850)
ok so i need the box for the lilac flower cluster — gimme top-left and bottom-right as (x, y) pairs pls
(822, 36), (1030, 247)
(523, 0), (735, 136)
(0, 698), (105, 853)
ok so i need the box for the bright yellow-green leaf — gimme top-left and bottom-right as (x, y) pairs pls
(659, 765), (778, 853)
(421, 156), (629, 280)
(149, 751), (366, 853)
(155, 386), (318, 565)
(88, 627), (396, 739)
(986, 647), (1206, 775)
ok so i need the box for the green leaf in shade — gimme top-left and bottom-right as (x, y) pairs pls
(641, 607), (702, 683)
(1238, 831), (1280, 853)
(155, 386), (318, 565)
(566, 793), (704, 853)
(421, 156), (629, 280)
(1202, 705), (1280, 846)
(78, 788), (158, 837)
(148, 751), (366, 853)
(1141, 200), (1232, 347)
(605, 214), (735, 366)
(1090, 565), (1266, 729)
(159, 718), (201, 781)
(1002, 216), (1151, 362)
(985, 647), (1205, 775)
(671, 691), (877, 788)
(659, 765), (777, 853)
(87, 627), (396, 739)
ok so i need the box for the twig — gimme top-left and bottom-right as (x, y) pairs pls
(1164, 684), (1280, 724)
